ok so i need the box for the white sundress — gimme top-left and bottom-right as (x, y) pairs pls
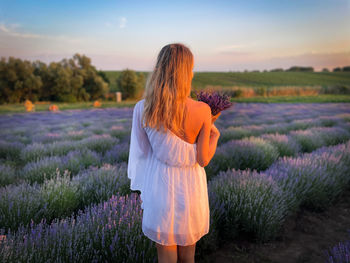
(127, 99), (210, 246)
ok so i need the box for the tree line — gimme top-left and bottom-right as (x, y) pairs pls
(0, 54), (147, 104)
(0, 54), (112, 104)
(245, 66), (350, 73)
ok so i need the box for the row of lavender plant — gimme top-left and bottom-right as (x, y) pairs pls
(0, 142), (129, 187)
(198, 140), (350, 255)
(0, 108), (132, 146)
(324, 229), (350, 263)
(216, 104), (350, 128)
(0, 193), (156, 263)
(0, 163), (130, 233)
(20, 134), (118, 163)
(266, 141), (350, 212)
(218, 114), (347, 144)
(1, 140), (349, 262)
(206, 126), (350, 179)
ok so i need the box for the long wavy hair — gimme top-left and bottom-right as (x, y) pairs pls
(141, 43), (194, 137)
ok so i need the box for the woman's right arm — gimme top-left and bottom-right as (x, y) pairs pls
(196, 104), (220, 167)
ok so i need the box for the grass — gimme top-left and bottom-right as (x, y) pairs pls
(231, 95), (350, 103)
(103, 71), (350, 92)
(0, 100), (137, 115)
(191, 71), (350, 88)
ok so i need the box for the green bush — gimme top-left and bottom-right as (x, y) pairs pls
(117, 69), (144, 99)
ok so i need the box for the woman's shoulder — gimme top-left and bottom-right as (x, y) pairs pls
(185, 98), (211, 129)
(186, 97), (211, 114)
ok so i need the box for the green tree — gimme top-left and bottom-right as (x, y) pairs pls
(71, 54), (109, 101)
(97, 71), (110, 84)
(342, 66), (350, 72)
(270, 68), (284, 72)
(137, 72), (146, 97)
(286, 66), (314, 72)
(117, 69), (142, 99)
(0, 57), (42, 103)
(0, 54), (113, 104)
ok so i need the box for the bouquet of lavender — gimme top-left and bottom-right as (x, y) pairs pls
(196, 90), (233, 116)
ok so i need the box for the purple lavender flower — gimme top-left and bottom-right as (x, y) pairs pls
(196, 90), (233, 116)
(324, 229), (350, 263)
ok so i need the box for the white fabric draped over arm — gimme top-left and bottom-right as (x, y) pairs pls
(127, 100), (152, 192)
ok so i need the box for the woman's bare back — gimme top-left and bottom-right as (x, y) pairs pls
(170, 97), (209, 144)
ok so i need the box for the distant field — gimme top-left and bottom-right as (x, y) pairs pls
(191, 71), (350, 88)
(231, 94), (350, 103)
(1, 71), (348, 115)
(104, 71), (350, 92)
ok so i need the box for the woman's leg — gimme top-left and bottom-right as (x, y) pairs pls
(177, 242), (196, 263)
(155, 242), (178, 263)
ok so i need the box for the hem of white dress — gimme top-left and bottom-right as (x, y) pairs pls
(142, 224), (210, 246)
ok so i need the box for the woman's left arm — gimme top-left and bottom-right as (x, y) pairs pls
(127, 100), (151, 191)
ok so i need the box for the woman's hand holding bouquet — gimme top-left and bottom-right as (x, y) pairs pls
(196, 90), (233, 124)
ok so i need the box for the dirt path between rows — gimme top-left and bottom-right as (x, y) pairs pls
(197, 186), (350, 263)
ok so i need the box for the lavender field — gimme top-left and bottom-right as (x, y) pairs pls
(0, 103), (350, 262)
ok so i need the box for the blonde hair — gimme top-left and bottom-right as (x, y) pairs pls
(141, 43), (194, 136)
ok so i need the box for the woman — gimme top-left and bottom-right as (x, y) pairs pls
(127, 43), (220, 263)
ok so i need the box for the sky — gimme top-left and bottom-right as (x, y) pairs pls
(0, 0), (349, 71)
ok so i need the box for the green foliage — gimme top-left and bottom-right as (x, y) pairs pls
(286, 66), (314, 72)
(342, 66), (350, 71)
(40, 169), (80, 220)
(0, 54), (109, 104)
(97, 70), (110, 84)
(270, 68), (284, 72)
(255, 86), (267, 96)
(117, 69), (144, 99)
(0, 57), (42, 103)
(320, 85), (350, 95)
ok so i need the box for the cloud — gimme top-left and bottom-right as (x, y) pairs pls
(105, 18), (127, 29)
(0, 24), (9, 33)
(0, 23), (42, 38)
(0, 22), (83, 43)
(119, 17), (127, 28)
